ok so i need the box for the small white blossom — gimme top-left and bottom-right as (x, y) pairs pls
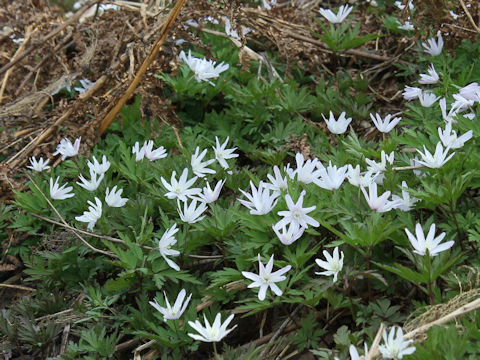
(416, 141), (454, 168)
(242, 254), (292, 300)
(132, 141), (146, 162)
(191, 147), (216, 178)
(158, 224), (180, 271)
(105, 186), (128, 208)
(289, 153), (324, 184)
(194, 180), (225, 204)
(149, 289), (192, 322)
(272, 221), (305, 246)
(419, 64), (440, 84)
(370, 113), (402, 133)
(262, 0), (277, 10)
(49, 177), (75, 200)
(439, 97), (459, 123)
(177, 199), (207, 224)
(394, 0), (414, 10)
(27, 157), (50, 172)
(87, 155), (110, 175)
(366, 151), (394, 185)
(224, 18), (251, 40)
(451, 93), (474, 112)
(75, 197), (102, 230)
(161, 168), (201, 201)
(402, 85), (422, 101)
(335, 344), (370, 360)
(379, 327), (416, 359)
(322, 111), (352, 134)
(315, 247), (344, 283)
(277, 190), (319, 229)
(392, 181), (419, 211)
(459, 82), (480, 102)
(319, 4), (353, 24)
(213, 136), (239, 169)
(53, 137), (81, 160)
(188, 313), (237, 343)
(265, 165), (288, 194)
(76, 170), (104, 191)
(361, 182), (398, 213)
(438, 121), (473, 149)
(143, 140), (167, 161)
(238, 181), (279, 215)
(397, 20), (414, 31)
(179, 50), (229, 86)
(73, 78), (94, 94)
(418, 90), (440, 107)
(405, 223), (454, 257)
(346, 165), (378, 187)
(315, 162), (348, 190)
(422, 30), (443, 56)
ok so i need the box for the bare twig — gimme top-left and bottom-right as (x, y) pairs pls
(0, 283), (35, 292)
(366, 323), (386, 360)
(459, 0), (480, 34)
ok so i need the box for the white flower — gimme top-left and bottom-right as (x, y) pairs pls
(150, 289), (192, 322)
(361, 183), (398, 213)
(405, 223), (454, 257)
(76, 170), (105, 191)
(422, 30), (443, 56)
(188, 313), (237, 343)
(418, 90), (440, 107)
(394, 0), (414, 10)
(242, 254), (292, 300)
(87, 155), (110, 175)
(262, 0), (277, 10)
(439, 97), (459, 123)
(419, 64), (440, 84)
(158, 224), (180, 271)
(143, 140), (167, 161)
(191, 147), (215, 178)
(379, 327), (416, 359)
(322, 111), (352, 134)
(392, 181), (419, 211)
(213, 136), (238, 169)
(179, 50), (229, 86)
(105, 186), (128, 207)
(277, 190), (319, 229)
(402, 85), (422, 101)
(450, 10), (459, 20)
(451, 93), (474, 112)
(177, 199), (207, 223)
(132, 141), (146, 161)
(272, 221), (305, 246)
(315, 162), (348, 190)
(49, 177), (75, 200)
(370, 113), (401, 133)
(27, 157), (50, 172)
(319, 4), (353, 24)
(289, 153), (324, 184)
(265, 165), (288, 194)
(73, 78), (94, 94)
(315, 247), (344, 283)
(224, 18), (251, 40)
(335, 344), (370, 360)
(75, 197), (102, 230)
(459, 82), (480, 102)
(397, 20), (414, 31)
(238, 181), (279, 215)
(438, 121), (473, 149)
(346, 165), (378, 187)
(53, 137), (81, 160)
(194, 180), (225, 204)
(161, 168), (201, 202)
(416, 141), (454, 168)
(366, 150), (394, 185)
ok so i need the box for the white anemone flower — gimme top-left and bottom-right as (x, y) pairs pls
(132, 141), (146, 161)
(361, 183), (398, 213)
(315, 247), (344, 282)
(392, 181), (419, 211)
(158, 224), (180, 271)
(49, 177), (75, 200)
(177, 199), (207, 223)
(212, 136), (239, 169)
(405, 223), (454, 257)
(272, 221), (305, 246)
(75, 197), (102, 230)
(322, 111), (352, 134)
(149, 289), (192, 322)
(194, 180), (225, 204)
(27, 157), (50, 172)
(289, 153), (324, 184)
(161, 168), (201, 201)
(370, 113), (402, 133)
(418, 64), (440, 84)
(188, 313), (237, 343)
(379, 327), (416, 359)
(179, 50), (229, 86)
(277, 190), (319, 229)
(416, 141), (454, 168)
(402, 86), (422, 101)
(346, 165), (378, 187)
(418, 91), (440, 107)
(438, 121), (473, 149)
(105, 186), (128, 208)
(143, 140), (167, 161)
(315, 162), (348, 190)
(319, 4), (353, 24)
(191, 147), (216, 178)
(76, 170), (105, 191)
(53, 137), (81, 160)
(238, 181), (279, 215)
(422, 30), (443, 56)
(242, 254), (292, 300)
(87, 155), (110, 175)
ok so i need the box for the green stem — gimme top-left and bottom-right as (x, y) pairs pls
(425, 253), (436, 305)
(213, 342), (218, 359)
